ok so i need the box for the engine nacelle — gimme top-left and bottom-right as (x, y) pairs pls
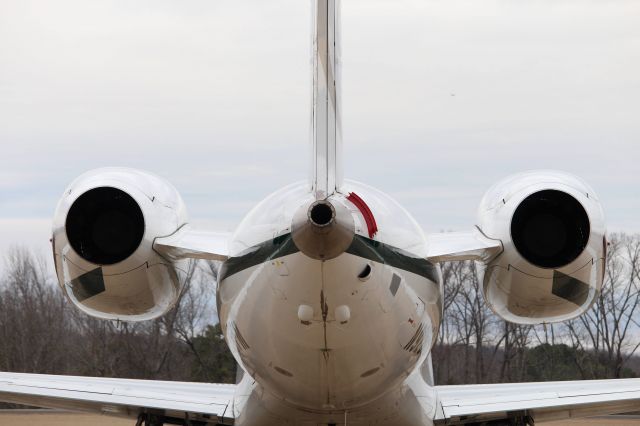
(52, 168), (189, 321)
(477, 170), (606, 324)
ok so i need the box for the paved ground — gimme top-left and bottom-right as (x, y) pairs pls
(0, 412), (639, 425)
(547, 419), (640, 425)
(0, 411), (131, 425)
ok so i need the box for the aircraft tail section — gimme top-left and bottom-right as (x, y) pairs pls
(311, 0), (342, 199)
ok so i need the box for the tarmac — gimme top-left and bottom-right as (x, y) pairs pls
(0, 411), (639, 425)
(0, 411), (131, 425)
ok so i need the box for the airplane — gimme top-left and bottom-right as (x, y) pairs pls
(1, 0), (639, 425)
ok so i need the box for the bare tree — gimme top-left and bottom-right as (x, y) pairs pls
(4, 233), (640, 388)
(0, 248), (71, 374)
(0, 248), (233, 383)
(565, 234), (640, 378)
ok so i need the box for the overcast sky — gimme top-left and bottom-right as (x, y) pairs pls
(1, 0), (639, 267)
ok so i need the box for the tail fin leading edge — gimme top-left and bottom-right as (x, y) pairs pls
(311, 0), (342, 199)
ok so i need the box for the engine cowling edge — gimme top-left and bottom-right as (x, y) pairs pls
(52, 168), (189, 321)
(477, 170), (606, 324)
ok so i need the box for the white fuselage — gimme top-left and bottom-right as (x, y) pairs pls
(217, 181), (443, 425)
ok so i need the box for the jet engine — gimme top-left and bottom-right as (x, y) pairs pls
(477, 171), (606, 324)
(52, 168), (189, 321)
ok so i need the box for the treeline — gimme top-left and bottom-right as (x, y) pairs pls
(432, 233), (640, 385)
(0, 234), (639, 389)
(0, 249), (235, 384)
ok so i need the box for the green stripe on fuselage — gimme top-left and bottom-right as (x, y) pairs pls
(219, 233), (438, 283)
(346, 235), (439, 283)
(219, 233), (299, 281)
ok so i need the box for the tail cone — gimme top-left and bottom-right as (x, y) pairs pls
(292, 199), (354, 260)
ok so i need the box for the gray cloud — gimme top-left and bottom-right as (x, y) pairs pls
(0, 0), (638, 265)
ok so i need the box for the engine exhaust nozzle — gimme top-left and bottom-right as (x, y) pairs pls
(309, 201), (335, 228)
(292, 199), (355, 260)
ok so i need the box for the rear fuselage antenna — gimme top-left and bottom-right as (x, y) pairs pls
(311, 0), (342, 200)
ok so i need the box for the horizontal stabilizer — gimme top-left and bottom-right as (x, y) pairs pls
(154, 225), (231, 261)
(426, 228), (502, 263)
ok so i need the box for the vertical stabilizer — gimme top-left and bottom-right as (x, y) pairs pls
(311, 0), (342, 199)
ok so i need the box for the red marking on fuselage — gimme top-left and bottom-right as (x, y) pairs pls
(347, 192), (378, 238)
